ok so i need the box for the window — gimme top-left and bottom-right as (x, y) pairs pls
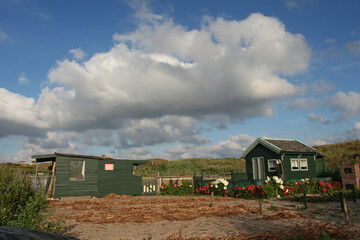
(105, 163), (114, 171)
(69, 160), (85, 181)
(252, 157), (265, 179)
(300, 159), (308, 171)
(344, 168), (352, 173)
(268, 159), (277, 172)
(291, 158), (308, 171)
(291, 159), (299, 171)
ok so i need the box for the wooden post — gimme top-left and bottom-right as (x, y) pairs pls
(343, 197), (350, 224)
(210, 191), (214, 207)
(34, 163), (39, 190)
(46, 161), (56, 198)
(303, 190), (307, 209)
(340, 191), (345, 212)
(259, 201), (263, 215)
(276, 188), (278, 200)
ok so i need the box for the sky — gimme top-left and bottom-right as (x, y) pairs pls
(0, 0), (360, 162)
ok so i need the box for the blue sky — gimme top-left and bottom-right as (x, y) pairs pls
(0, 0), (359, 162)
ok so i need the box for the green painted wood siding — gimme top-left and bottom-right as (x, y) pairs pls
(97, 160), (142, 197)
(245, 144), (317, 180)
(282, 153), (317, 180)
(54, 157), (98, 198)
(245, 144), (279, 180)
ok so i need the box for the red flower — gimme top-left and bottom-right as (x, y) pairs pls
(161, 186), (164, 190)
(174, 184), (177, 188)
(235, 195), (238, 198)
(261, 192), (264, 195)
(322, 188), (327, 193)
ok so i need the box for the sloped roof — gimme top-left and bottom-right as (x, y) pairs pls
(31, 152), (147, 165)
(265, 139), (317, 153)
(241, 138), (319, 158)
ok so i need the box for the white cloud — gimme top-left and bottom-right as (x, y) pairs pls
(324, 39), (336, 44)
(346, 121), (360, 140)
(329, 91), (360, 120)
(17, 72), (29, 84)
(161, 134), (255, 160)
(116, 116), (208, 148)
(345, 41), (360, 55)
(307, 121), (360, 146)
(69, 48), (87, 60)
(288, 97), (320, 110)
(2, 131), (80, 163)
(308, 113), (330, 124)
(0, 31), (8, 40)
(310, 79), (334, 94)
(285, 0), (299, 9)
(0, 12), (311, 149)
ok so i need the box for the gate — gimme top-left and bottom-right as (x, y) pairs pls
(193, 172), (204, 190)
(142, 178), (157, 195)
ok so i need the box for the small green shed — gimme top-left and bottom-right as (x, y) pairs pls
(241, 138), (325, 180)
(31, 153), (147, 198)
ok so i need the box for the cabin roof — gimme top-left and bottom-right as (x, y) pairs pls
(31, 152), (147, 165)
(241, 138), (320, 158)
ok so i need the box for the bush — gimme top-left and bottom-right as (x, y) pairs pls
(195, 178), (229, 196)
(0, 165), (69, 235)
(231, 185), (265, 199)
(160, 179), (194, 196)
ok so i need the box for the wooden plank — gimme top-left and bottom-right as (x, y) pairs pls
(46, 161), (56, 197)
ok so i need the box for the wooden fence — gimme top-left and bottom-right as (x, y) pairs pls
(142, 178), (157, 195)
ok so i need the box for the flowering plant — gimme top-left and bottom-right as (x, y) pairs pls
(195, 178), (229, 196)
(263, 176), (286, 198)
(232, 184), (265, 199)
(160, 179), (193, 196)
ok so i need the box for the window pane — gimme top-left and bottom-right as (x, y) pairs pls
(291, 159), (299, 171)
(300, 159), (308, 170)
(268, 160), (277, 172)
(69, 160), (85, 181)
(105, 163), (114, 171)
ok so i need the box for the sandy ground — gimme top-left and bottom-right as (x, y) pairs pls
(50, 195), (360, 240)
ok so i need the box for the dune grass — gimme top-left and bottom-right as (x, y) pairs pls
(135, 158), (246, 177)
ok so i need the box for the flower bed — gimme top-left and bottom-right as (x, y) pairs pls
(160, 179), (193, 196)
(194, 177), (342, 200)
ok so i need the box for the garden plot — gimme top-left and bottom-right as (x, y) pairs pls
(50, 195), (360, 240)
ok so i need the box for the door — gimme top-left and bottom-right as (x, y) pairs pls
(252, 157), (265, 180)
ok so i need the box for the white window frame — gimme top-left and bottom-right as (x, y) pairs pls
(252, 157), (265, 179)
(69, 160), (86, 181)
(299, 159), (308, 171)
(290, 158), (308, 171)
(267, 159), (277, 172)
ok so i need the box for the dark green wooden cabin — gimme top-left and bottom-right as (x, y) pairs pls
(32, 153), (147, 198)
(241, 138), (325, 180)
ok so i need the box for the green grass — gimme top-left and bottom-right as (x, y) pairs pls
(314, 140), (360, 181)
(135, 158), (245, 177)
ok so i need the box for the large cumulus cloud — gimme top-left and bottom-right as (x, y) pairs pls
(1, 10), (312, 161)
(1, 13), (310, 137)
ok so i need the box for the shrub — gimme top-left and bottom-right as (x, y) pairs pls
(231, 185), (265, 199)
(0, 165), (69, 235)
(160, 179), (194, 196)
(195, 178), (229, 196)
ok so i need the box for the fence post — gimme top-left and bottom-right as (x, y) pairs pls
(156, 177), (161, 195)
(340, 191), (345, 212)
(303, 190), (307, 209)
(210, 191), (214, 207)
(343, 197), (350, 224)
